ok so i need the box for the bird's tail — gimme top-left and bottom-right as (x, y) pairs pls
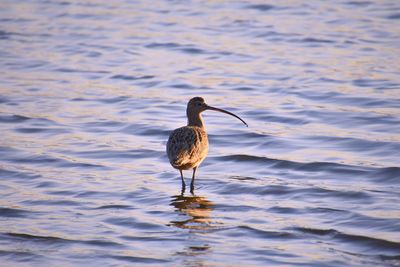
(170, 151), (190, 169)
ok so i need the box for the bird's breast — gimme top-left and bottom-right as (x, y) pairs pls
(166, 126), (208, 170)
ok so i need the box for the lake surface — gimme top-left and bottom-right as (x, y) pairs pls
(1, 0), (400, 266)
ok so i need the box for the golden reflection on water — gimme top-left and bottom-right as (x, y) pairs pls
(169, 194), (214, 265)
(169, 194), (214, 230)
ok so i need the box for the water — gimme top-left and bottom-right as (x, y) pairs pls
(1, 0), (400, 266)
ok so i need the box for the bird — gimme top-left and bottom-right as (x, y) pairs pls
(166, 97), (248, 193)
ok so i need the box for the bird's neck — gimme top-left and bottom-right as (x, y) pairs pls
(187, 112), (205, 128)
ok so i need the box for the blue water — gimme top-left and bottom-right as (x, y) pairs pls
(1, 0), (400, 266)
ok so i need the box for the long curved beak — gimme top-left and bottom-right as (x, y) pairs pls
(205, 105), (248, 127)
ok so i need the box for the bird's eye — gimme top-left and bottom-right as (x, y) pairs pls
(196, 102), (202, 106)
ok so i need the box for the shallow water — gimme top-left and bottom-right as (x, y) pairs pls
(1, 0), (400, 266)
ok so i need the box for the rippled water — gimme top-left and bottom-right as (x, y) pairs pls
(1, 0), (400, 266)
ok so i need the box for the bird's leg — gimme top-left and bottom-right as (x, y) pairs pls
(190, 167), (197, 194)
(180, 169), (186, 194)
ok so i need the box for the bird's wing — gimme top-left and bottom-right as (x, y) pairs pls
(166, 127), (207, 168)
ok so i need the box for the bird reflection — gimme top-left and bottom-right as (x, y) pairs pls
(169, 194), (214, 230)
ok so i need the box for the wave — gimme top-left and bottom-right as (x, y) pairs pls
(2, 232), (124, 248)
(292, 227), (400, 252)
(214, 154), (400, 182)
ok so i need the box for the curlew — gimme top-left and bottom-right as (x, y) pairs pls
(166, 97), (247, 193)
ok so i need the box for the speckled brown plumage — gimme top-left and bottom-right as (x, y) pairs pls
(167, 126), (208, 170)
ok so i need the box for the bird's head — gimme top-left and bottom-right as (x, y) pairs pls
(187, 97), (208, 113)
(187, 96), (248, 127)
